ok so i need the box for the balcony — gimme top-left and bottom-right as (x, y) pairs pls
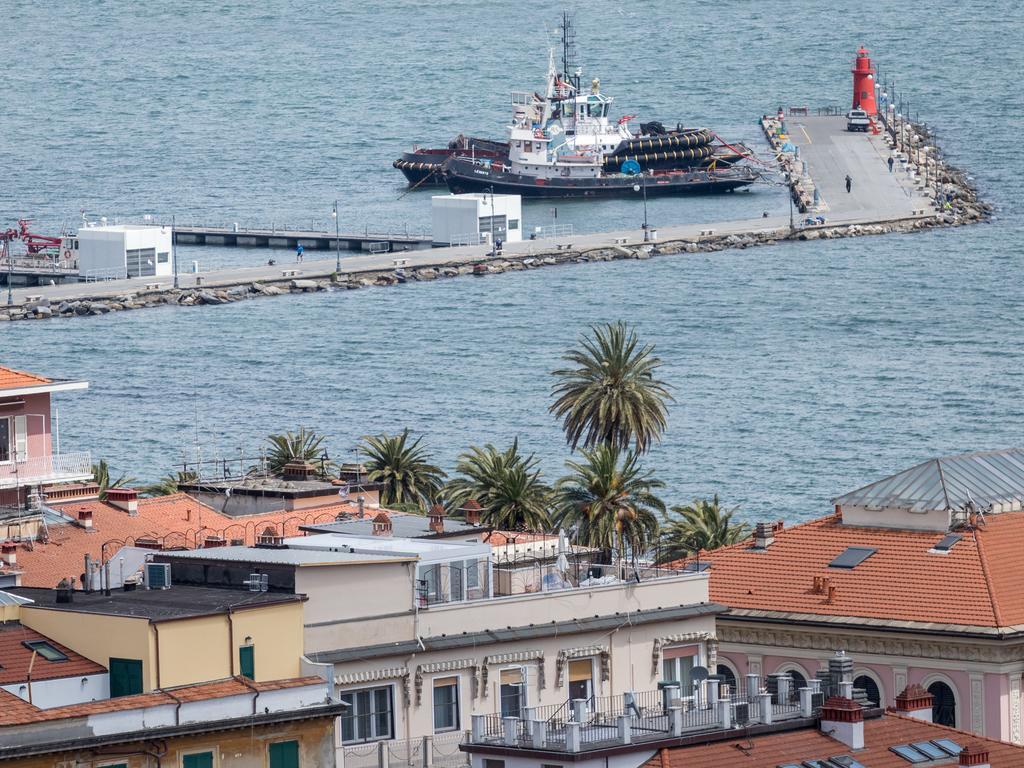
(0, 451), (93, 490)
(469, 676), (827, 754)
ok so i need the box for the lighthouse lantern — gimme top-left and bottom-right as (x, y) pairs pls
(851, 46), (878, 116)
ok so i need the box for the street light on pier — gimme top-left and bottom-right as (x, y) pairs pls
(331, 200), (341, 274)
(632, 175), (649, 241)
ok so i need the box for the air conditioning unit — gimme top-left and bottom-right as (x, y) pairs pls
(144, 562), (171, 590)
(244, 573), (269, 592)
(733, 702), (749, 726)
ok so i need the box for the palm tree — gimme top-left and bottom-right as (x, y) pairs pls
(142, 470), (199, 497)
(550, 321), (673, 454)
(359, 430), (447, 510)
(553, 445), (665, 561)
(659, 495), (750, 562)
(445, 440), (551, 531)
(264, 428), (331, 476)
(92, 459), (136, 500)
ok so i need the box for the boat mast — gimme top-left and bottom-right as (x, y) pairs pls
(560, 11), (579, 134)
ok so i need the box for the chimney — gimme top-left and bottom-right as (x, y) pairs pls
(255, 526), (284, 548)
(1, 541), (17, 566)
(134, 537), (163, 550)
(753, 521), (774, 548)
(372, 512), (392, 536)
(459, 499), (483, 526)
(281, 460), (317, 481)
(428, 504), (446, 534)
(106, 488), (139, 516)
(203, 535), (226, 548)
(828, 650), (854, 689)
(893, 684), (934, 722)
(826, 584), (838, 604)
(834, 504), (843, 520)
(819, 697), (864, 750)
(958, 744), (990, 767)
(77, 508), (94, 529)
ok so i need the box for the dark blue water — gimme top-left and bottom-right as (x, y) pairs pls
(3, 1), (1022, 522)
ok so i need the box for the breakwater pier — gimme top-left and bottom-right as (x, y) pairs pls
(171, 224), (432, 252)
(0, 112), (989, 322)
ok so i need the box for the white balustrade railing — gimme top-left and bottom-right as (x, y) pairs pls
(0, 451), (93, 489)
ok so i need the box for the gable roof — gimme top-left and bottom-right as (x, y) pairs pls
(0, 367), (50, 391)
(0, 623), (105, 685)
(833, 448), (1024, 514)
(12, 493), (371, 588)
(645, 711), (1024, 767)
(694, 510), (1024, 630)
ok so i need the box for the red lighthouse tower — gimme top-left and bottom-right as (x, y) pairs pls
(851, 46), (877, 116)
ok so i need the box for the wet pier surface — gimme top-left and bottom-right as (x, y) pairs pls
(3, 116), (939, 310)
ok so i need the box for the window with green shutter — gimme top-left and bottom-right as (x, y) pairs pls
(109, 658), (144, 697)
(182, 752), (213, 768)
(239, 644), (254, 679)
(268, 740), (299, 768)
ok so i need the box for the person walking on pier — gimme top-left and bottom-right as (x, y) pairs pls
(888, 156), (894, 173)
(296, 243), (304, 263)
(845, 174), (853, 193)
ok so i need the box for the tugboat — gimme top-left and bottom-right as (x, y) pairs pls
(441, 14), (758, 199)
(393, 135), (508, 186)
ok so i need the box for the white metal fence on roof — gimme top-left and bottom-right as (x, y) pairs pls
(0, 451), (93, 490)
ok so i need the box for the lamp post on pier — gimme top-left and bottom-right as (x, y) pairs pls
(331, 200), (341, 273)
(171, 214), (179, 290)
(632, 175), (649, 240)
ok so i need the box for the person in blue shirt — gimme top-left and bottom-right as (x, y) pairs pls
(296, 243), (304, 263)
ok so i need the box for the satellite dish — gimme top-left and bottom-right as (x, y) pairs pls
(691, 666), (709, 682)
(620, 159), (641, 175)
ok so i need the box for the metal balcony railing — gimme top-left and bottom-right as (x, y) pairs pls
(0, 451), (93, 489)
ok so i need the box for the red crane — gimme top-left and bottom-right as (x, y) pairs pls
(17, 219), (62, 254)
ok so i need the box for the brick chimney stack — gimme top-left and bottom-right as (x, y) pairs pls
(372, 512), (392, 537)
(893, 684), (934, 722)
(428, 504), (445, 534)
(819, 696), (864, 750)
(1, 541), (16, 566)
(106, 488), (139, 516)
(958, 744), (990, 767)
(77, 508), (94, 529)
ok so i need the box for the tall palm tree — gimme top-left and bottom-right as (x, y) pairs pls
(92, 459), (136, 500)
(360, 429), (447, 510)
(264, 428), (331, 476)
(659, 495), (750, 562)
(553, 445), (665, 561)
(550, 321), (673, 454)
(445, 440), (551, 531)
(142, 470), (199, 497)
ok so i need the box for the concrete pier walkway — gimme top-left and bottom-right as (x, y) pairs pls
(2, 116), (937, 312)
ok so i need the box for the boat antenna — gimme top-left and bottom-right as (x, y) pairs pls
(560, 10), (578, 92)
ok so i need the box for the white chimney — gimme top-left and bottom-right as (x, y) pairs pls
(820, 697), (864, 750)
(893, 684), (934, 722)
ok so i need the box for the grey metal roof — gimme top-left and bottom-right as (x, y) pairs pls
(307, 602), (727, 665)
(301, 516), (485, 539)
(832, 449), (1024, 514)
(155, 545), (416, 566)
(0, 590), (32, 606)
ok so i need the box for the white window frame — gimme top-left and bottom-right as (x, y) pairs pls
(498, 666), (528, 717)
(432, 675), (461, 733)
(567, 657), (596, 704)
(339, 683), (396, 743)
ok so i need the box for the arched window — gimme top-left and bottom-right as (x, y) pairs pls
(928, 681), (957, 727)
(854, 675), (881, 707)
(716, 664), (737, 694)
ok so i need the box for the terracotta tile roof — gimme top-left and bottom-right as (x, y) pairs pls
(645, 712), (1024, 768)
(0, 675), (324, 725)
(14, 494), (368, 588)
(0, 623), (105, 684)
(0, 366), (50, 391)
(692, 511), (1024, 628)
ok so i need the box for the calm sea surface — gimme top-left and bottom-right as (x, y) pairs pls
(2, 1), (1022, 522)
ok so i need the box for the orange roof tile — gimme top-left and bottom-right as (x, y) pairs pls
(0, 675), (324, 725)
(0, 623), (105, 685)
(694, 512), (1024, 628)
(646, 712), (1024, 767)
(14, 493), (369, 588)
(0, 366), (50, 391)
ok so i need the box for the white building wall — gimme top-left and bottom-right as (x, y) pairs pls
(470, 750), (656, 768)
(1, 673), (109, 708)
(431, 195), (522, 245)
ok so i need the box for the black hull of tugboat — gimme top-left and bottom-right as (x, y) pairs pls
(443, 162), (757, 200)
(394, 138), (509, 186)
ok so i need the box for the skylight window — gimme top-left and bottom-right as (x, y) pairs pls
(910, 741), (948, 759)
(828, 757), (866, 768)
(930, 738), (962, 755)
(828, 546), (877, 569)
(932, 533), (962, 553)
(889, 745), (929, 763)
(889, 739), (962, 763)
(22, 640), (68, 662)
